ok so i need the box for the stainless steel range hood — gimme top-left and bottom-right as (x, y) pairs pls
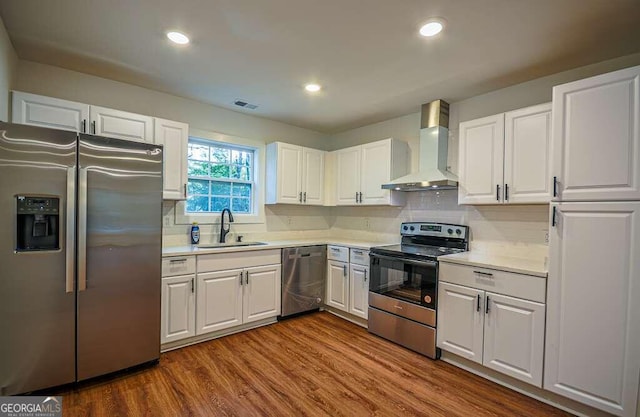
(382, 100), (458, 191)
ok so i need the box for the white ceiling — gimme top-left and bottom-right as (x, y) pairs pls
(1, 0), (639, 133)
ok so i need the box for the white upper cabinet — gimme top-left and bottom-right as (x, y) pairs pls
(504, 103), (553, 203)
(154, 118), (189, 200)
(335, 138), (408, 206)
(12, 91), (89, 133)
(552, 65), (640, 201)
(545, 202), (640, 416)
(266, 142), (324, 205)
(458, 103), (552, 205)
(11, 91), (156, 144)
(90, 105), (154, 143)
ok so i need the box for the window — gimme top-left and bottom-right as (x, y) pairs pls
(186, 139), (254, 214)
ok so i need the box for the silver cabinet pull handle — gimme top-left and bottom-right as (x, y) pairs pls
(91, 120), (96, 134)
(485, 295), (491, 314)
(343, 265), (347, 277)
(353, 250), (363, 255)
(552, 206), (557, 227)
(553, 176), (558, 197)
(81, 119), (87, 133)
(239, 271), (244, 285)
(78, 167), (88, 291)
(184, 184), (187, 198)
(303, 191), (307, 203)
(65, 167), (76, 293)
(364, 269), (368, 282)
(191, 278), (194, 293)
(169, 258), (188, 263)
(474, 270), (493, 277)
(355, 192), (358, 203)
(245, 270), (249, 285)
(299, 192), (303, 203)
(496, 184), (500, 201)
(505, 184), (509, 201)
(476, 294), (481, 312)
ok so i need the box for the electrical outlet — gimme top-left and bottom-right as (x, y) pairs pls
(286, 216), (292, 226)
(544, 231), (549, 245)
(364, 217), (371, 230)
(164, 216), (171, 227)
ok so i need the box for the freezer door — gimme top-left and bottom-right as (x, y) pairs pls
(0, 123), (76, 395)
(76, 134), (162, 381)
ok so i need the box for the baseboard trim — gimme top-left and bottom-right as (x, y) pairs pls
(323, 306), (368, 328)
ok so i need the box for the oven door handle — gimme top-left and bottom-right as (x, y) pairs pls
(370, 253), (437, 268)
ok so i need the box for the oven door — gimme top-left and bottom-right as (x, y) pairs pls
(369, 253), (437, 309)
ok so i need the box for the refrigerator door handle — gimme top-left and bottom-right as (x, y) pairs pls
(78, 167), (88, 291)
(65, 167), (76, 293)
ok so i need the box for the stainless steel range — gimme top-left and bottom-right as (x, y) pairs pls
(368, 222), (469, 359)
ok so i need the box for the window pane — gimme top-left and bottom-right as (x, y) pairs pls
(232, 198), (251, 213)
(188, 179), (209, 194)
(188, 144), (210, 161)
(211, 197), (231, 212)
(186, 195), (209, 212)
(231, 150), (252, 166)
(211, 181), (231, 196)
(232, 183), (251, 197)
(188, 160), (210, 177)
(211, 164), (230, 178)
(210, 147), (230, 164)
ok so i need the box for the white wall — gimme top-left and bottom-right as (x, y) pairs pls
(0, 16), (17, 122)
(14, 60), (330, 150)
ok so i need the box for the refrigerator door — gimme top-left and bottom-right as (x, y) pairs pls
(76, 134), (162, 381)
(0, 123), (77, 395)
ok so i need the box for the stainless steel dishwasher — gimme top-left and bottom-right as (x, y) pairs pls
(281, 246), (327, 318)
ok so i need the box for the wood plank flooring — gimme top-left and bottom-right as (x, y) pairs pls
(56, 312), (572, 416)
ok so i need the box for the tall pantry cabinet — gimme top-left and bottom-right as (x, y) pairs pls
(545, 65), (640, 417)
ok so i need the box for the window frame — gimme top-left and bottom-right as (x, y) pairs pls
(186, 138), (255, 215)
(174, 129), (266, 225)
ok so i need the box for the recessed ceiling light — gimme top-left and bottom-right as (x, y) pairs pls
(304, 83), (322, 93)
(167, 31), (190, 45)
(419, 20), (444, 37)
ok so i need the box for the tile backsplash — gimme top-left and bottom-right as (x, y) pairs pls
(163, 190), (550, 259)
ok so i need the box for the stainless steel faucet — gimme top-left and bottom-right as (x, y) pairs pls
(219, 208), (234, 243)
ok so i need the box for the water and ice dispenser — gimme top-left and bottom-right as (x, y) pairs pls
(16, 196), (60, 252)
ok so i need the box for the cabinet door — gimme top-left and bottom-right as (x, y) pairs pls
(458, 114), (505, 204)
(161, 275), (195, 344)
(196, 269), (243, 334)
(545, 202), (640, 416)
(437, 282), (484, 364)
(349, 264), (369, 319)
(302, 147), (325, 205)
(154, 118), (188, 200)
(243, 264), (282, 324)
(90, 105), (154, 143)
(504, 103), (552, 204)
(326, 260), (349, 312)
(12, 91), (89, 133)
(277, 143), (303, 204)
(335, 146), (361, 205)
(483, 292), (545, 387)
(552, 65), (640, 201)
(360, 139), (391, 205)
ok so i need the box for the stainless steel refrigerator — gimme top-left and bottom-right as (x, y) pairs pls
(0, 122), (163, 395)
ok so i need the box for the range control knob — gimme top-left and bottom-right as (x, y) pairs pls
(447, 228), (453, 234)
(409, 226), (415, 231)
(456, 229), (462, 235)
(403, 225), (408, 231)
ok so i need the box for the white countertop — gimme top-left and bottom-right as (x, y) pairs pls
(438, 251), (548, 277)
(162, 238), (392, 257)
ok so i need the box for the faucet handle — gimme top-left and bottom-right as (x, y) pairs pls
(236, 235), (243, 242)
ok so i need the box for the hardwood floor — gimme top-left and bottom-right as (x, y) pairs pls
(56, 312), (571, 416)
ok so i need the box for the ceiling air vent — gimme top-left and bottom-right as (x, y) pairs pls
(233, 100), (258, 110)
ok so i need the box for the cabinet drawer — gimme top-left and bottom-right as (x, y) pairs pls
(327, 245), (349, 262)
(439, 262), (546, 303)
(349, 249), (370, 266)
(162, 256), (196, 277)
(198, 249), (281, 273)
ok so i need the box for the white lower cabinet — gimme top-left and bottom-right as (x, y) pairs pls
(161, 274), (195, 344)
(161, 250), (281, 347)
(326, 246), (370, 319)
(326, 260), (349, 311)
(349, 264), (369, 319)
(196, 269), (243, 334)
(161, 256), (197, 344)
(438, 263), (546, 387)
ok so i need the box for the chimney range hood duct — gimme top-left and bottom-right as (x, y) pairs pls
(382, 99), (458, 191)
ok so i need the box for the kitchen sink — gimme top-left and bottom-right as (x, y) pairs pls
(197, 241), (268, 249)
